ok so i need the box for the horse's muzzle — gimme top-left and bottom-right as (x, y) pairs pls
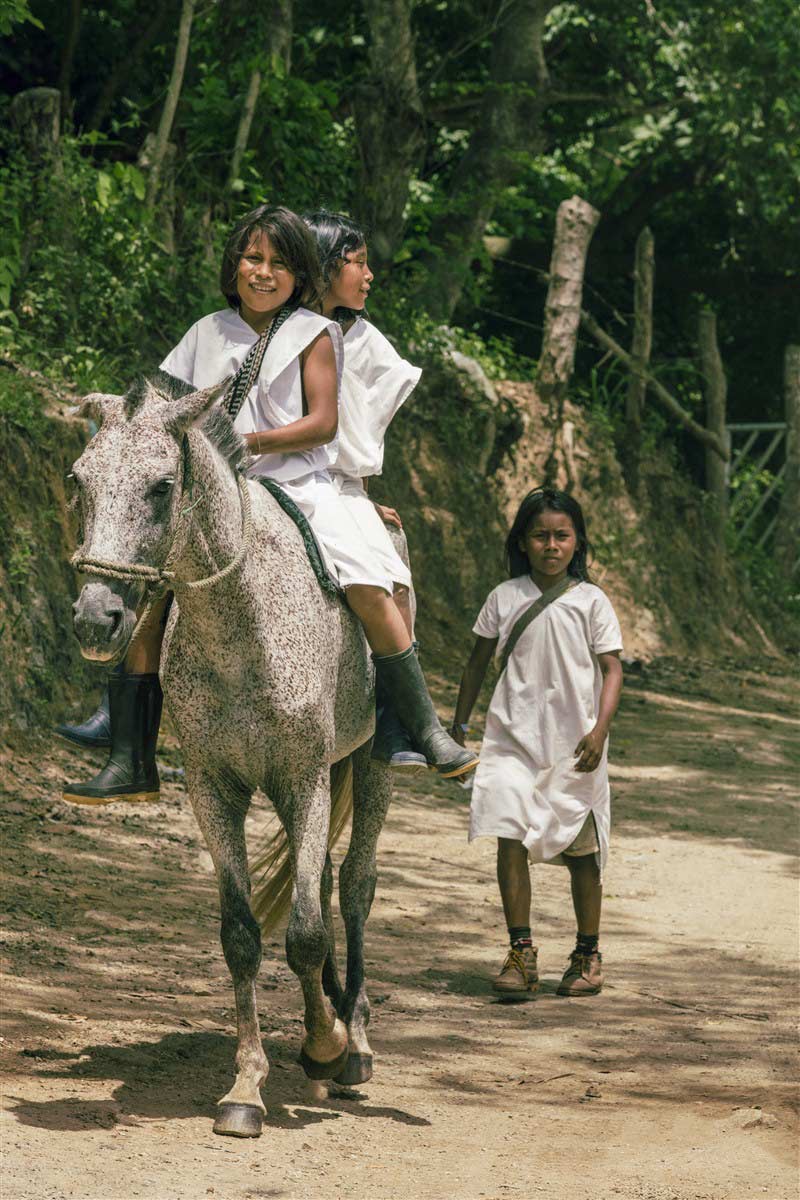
(73, 581), (137, 662)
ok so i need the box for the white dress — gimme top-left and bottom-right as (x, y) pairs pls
(329, 317), (422, 589)
(160, 307), (394, 592)
(468, 577), (623, 873)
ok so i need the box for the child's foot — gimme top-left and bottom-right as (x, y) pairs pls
(556, 949), (603, 996)
(492, 944), (539, 995)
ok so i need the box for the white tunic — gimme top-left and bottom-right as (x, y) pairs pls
(468, 577), (623, 873)
(160, 307), (393, 592)
(334, 317), (421, 479)
(160, 306), (342, 484)
(329, 317), (421, 589)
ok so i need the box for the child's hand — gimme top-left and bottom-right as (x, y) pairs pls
(373, 502), (402, 528)
(574, 726), (607, 773)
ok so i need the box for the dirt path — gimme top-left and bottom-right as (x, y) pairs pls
(2, 659), (798, 1200)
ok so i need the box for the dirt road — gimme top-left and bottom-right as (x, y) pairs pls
(2, 658), (798, 1200)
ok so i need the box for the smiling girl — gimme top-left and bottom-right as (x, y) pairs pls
(62, 204), (476, 805)
(451, 488), (623, 998)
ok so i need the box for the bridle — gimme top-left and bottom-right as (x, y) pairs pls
(71, 436), (253, 658)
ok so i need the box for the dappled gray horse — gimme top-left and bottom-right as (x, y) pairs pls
(68, 373), (392, 1137)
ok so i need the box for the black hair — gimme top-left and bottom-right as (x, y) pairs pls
(302, 208), (368, 321)
(219, 204), (323, 312)
(505, 487), (593, 581)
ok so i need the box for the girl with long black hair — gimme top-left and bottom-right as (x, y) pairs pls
(451, 487), (624, 998)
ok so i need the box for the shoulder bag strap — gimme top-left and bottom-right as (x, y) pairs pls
(498, 577), (579, 675)
(221, 304), (294, 421)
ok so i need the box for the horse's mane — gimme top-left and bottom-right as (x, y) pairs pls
(124, 370), (247, 473)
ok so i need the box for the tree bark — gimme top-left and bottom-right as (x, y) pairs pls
(623, 226), (654, 492)
(226, 0), (292, 194)
(538, 197), (600, 484)
(698, 310), (728, 567)
(145, 0), (196, 208)
(352, 0), (425, 273)
(580, 309), (729, 460)
(58, 0), (83, 128)
(775, 345), (800, 581)
(412, 0), (555, 320)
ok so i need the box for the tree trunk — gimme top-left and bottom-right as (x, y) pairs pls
(145, 0), (196, 208)
(226, 0), (292, 194)
(775, 345), (800, 581)
(698, 310), (728, 568)
(352, 0), (425, 273)
(539, 196), (600, 485)
(88, 6), (174, 131)
(623, 225), (654, 493)
(412, 0), (555, 320)
(58, 0), (83, 129)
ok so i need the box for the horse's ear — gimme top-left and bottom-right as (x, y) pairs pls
(166, 378), (232, 434)
(71, 393), (124, 426)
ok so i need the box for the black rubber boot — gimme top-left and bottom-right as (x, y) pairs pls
(372, 646), (479, 778)
(55, 686), (112, 749)
(371, 673), (428, 771)
(62, 672), (163, 805)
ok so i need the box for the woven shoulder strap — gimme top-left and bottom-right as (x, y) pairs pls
(498, 577), (579, 675)
(221, 305), (294, 421)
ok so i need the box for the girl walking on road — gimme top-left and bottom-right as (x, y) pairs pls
(451, 488), (623, 997)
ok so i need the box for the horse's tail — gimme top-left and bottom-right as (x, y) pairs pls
(249, 756), (354, 937)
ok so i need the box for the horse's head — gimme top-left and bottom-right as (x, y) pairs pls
(70, 372), (229, 662)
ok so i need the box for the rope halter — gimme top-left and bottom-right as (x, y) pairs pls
(70, 437), (253, 657)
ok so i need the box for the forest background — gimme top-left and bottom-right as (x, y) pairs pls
(1, 0), (799, 665)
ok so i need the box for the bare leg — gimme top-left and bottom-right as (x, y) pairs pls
(334, 743), (392, 1084)
(565, 853), (602, 936)
(189, 773), (267, 1138)
(497, 838), (531, 929)
(345, 585), (411, 656)
(273, 769), (348, 1079)
(392, 584), (414, 641)
(125, 593), (170, 673)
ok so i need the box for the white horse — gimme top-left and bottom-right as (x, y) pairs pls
(69, 372), (392, 1137)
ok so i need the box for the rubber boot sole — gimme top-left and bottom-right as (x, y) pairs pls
(430, 756), (480, 779)
(62, 789), (161, 806)
(54, 728), (111, 750)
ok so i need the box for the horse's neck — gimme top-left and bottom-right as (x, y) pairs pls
(176, 432), (244, 589)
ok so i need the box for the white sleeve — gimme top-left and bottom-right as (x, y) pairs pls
(472, 587), (501, 639)
(160, 322), (200, 386)
(589, 589), (623, 655)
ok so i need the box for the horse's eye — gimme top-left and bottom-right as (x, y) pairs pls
(148, 478), (174, 499)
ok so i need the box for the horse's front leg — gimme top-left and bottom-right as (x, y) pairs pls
(189, 772), (268, 1138)
(273, 769), (349, 1080)
(334, 744), (392, 1085)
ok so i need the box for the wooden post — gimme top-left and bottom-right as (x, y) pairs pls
(623, 226), (654, 493)
(775, 345), (800, 580)
(698, 310), (728, 567)
(538, 195), (601, 485)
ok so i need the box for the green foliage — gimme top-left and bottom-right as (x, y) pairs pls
(0, 371), (50, 442)
(0, 0), (41, 36)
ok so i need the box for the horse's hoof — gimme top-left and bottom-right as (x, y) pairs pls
(298, 1043), (350, 1081)
(333, 1052), (373, 1085)
(213, 1102), (264, 1138)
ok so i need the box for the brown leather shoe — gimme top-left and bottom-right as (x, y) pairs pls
(557, 949), (603, 996)
(492, 945), (539, 994)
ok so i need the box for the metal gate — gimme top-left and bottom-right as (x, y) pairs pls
(725, 421), (788, 550)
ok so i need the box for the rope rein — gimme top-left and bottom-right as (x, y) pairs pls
(70, 442), (253, 654)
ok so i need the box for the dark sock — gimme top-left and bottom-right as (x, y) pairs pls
(576, 932), (599, 955)
(509, 925), (532, 948)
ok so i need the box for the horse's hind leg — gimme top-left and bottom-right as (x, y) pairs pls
(334, 744), (392, 1085)
(273, 770), (349, 1079)
(321, 851), (344, 1011)
(189, 774), (267, 1138)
